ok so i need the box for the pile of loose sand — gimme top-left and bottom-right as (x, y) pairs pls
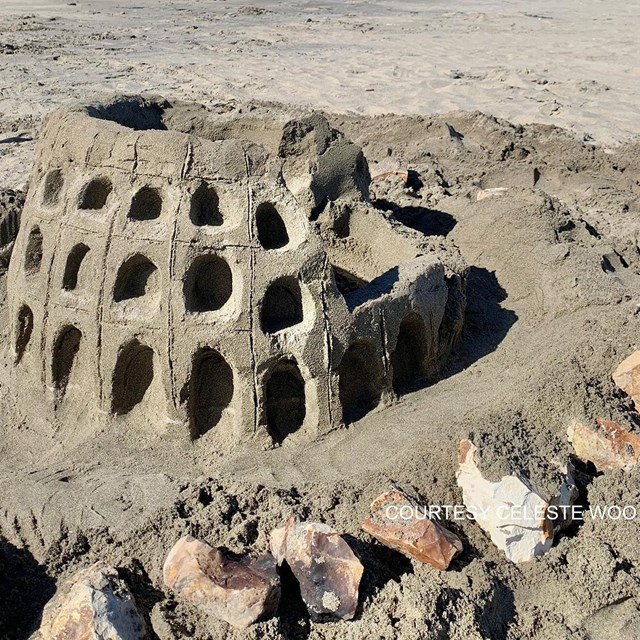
(1, 102), (640, 639)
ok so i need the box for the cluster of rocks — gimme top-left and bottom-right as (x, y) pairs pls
(33, 494), (465, 636)
(567, 349), (640, 472)
(456, 349), (640, 564)
(29, 350), (640, 635)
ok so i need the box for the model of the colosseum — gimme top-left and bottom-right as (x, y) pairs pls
(7, 96), (466, 446)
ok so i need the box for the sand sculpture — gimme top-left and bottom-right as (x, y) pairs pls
(7, 95), (466, 446)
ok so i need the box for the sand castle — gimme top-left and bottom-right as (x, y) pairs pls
(7, 96), (466, 446)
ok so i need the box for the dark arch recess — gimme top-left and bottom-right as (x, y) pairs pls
(129, 186), (162, 221)
(184, 255), (232, 312)
(338, 340), (384, 423)
(111, 339), (155, 414)
(391, 312), (430, 394)
(256, 203), (289, 249)
(42, 169), (64, 207)
(52, 326), (82, 405)
(260, 277), (303, 333)
(79, 177), (112, 210)
(62, 244), (90, 291)
(190, 182), (222, 227)
(189, 348), (234, 439)
(15, 305), (34, 365)
(265, 359), (306, 444)
(113, 254), (158, 302)
(24, 226), (43, 275)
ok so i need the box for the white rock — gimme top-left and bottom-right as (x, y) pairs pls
(34, 561), (146, 639)
(456, 439), (552, 563)
(476, 187), (508, 201)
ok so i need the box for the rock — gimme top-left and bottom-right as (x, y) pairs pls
(150, 602), (180, 640)
(162, 535), (280, 630)
(34, 561), (146, 640)
(568, 418), (640, 471)
(613, 350), (640, 411)
(361, 489), (462, 570)
(269, 517), (363, 621)
(476, 187), (508, 201)
(456, 439), (552, 563)
(371, 169), (410, 184)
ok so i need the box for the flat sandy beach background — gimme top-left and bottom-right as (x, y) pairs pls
(1, 0), (639, 188)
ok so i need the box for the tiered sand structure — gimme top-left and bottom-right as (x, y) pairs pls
(7, 96), (466, 446)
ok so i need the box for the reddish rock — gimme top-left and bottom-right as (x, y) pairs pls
(362, 489), (462, 570)
(568, 418), (640, 472)
(34, 562), (146, 640)
(163, 535), (280, 630)
(613, 350), (640, 411)
(269, 517), (363, 621)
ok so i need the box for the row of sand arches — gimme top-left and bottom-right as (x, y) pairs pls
(23, 227), (302, 331)
(40, 169), (291, 248)
(15, 305), (433, 441)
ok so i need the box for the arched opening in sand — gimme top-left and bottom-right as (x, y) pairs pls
(332, 205), (351, 238)
(62, 243), (90, 291)
(189, 348), (234, 439)
(129, 186), (162, 221)
(111, 339), (155, 414)
(184, 255), (232, 312)
(261, 277), (303, 333)
(265, 359), (306, 443)
(24, 226), (43, 275)
(113, 254), (159, 302)
(339, 340), (384, 423)
(78, 176), (112, 210)
(190, 182), (222, 227)
(52, 326), (82, 405)
(42, 169), (64, 207)
(391, 312), (429, 394)
(15, 305), (33, 365)
(256, 203), (289, 249)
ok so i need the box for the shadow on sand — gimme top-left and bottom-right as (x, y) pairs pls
(444, 265), (518, 377)
(0, 538), (55, 639)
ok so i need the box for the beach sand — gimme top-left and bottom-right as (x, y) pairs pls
(1, 2), (640, 639)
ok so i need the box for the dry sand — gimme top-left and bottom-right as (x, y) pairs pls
(1, 0), (640, 189)
(1, 1), (640, 639)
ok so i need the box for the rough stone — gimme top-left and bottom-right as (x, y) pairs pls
(456, 439), (553, 563)
(568, 418), (640, 472)
(613, 350), (640, 411)
(476, 187), (508, 201)
(269, 517), (363, 621)
(361, 489), (462, 570)
(34, 561), (146, 640)
(162, 535), (280, 630)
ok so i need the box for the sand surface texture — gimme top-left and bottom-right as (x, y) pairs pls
(1, 0), (640, 189)
(1, 1), (640, 640)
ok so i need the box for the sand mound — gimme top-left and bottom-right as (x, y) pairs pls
(1, 102), (640, 639)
